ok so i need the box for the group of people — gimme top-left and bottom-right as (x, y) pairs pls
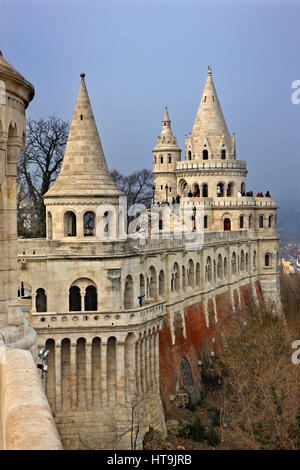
(256, 191), (271, 198)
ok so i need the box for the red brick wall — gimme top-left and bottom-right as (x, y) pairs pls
(159, 282), (264, 406)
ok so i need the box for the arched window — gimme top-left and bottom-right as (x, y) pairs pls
(221, 149), (226, 160)
(159, 270), (165, 297)
(36, 288), (47, 312)
(204, 215), (208, 229)
(253, 250), (257, 269)
(241, 182), (245, 193)
(196, 263), (200, 287)
(188, 150), (192, 160)
(160, 155), (163, 164)
(265, 253), (271, 267)
(224, 218), (231, 231)
(217, 183), (224, 197)
(172, 263), (180, 292)
(203, 149), (208, 160)
(84, 285), (97, 311)
(182, 266), (186, 290)
(168, 154), (172, 163)
(202, 184), (208, 197)
(69, 285), (81, 311)
(217, 254), (223, 279)
(249, 214), (253, 228)
(259, 215), (264, 228)
(64, 211), (76, 237)
(188, 259), (195, 287)
(192, 183), (200, 197)
(227, 183), (234, 197)
(240, 215), (244, 229)
(268, 215), (273, 228)
(140, 274), (145, 296)
(148, 266), (157, 300)
(240, 250), (245, 272)
(47, 212), (53, 239)
(246, 253), (249, 271)
(84, 212), (95, 237)
(206, 257), (212, 283)
(124, 275), (134, 309)
(231, 252), (237, 276)
(224, 257), (227, 277)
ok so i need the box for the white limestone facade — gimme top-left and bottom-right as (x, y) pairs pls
(17, 68), (281, 449)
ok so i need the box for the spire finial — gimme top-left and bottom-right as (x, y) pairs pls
(80, 72), (85, 80)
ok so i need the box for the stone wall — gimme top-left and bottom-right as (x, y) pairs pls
(0, 346), (62, 449)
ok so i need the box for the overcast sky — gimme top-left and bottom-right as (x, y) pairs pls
(1, 0), (299, 201)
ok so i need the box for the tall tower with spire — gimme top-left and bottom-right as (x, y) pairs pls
(44, 73), (124, 241)
(152, 106), (181, 203)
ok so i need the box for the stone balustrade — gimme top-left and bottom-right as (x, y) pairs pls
(176, 160), (247, 170)
(29, 301), (166, 330)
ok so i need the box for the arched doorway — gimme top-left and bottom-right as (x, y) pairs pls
(180, 358), (197, 404)
(224, 218), (231, 231)
(36, 288), (47, 312)
(84, 285), (97, 311)
(69, 285), (81, 311)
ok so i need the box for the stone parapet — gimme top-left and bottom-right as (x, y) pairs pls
(0, 348), (62, 449)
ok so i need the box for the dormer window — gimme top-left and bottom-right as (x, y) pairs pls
(221, 149), (226, 159)
(203, 149), (208, 160)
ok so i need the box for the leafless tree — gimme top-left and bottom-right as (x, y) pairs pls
(18, 115), (69, 237)
(111, 168), (153, 207)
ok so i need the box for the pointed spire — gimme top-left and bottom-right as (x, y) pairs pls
(190, 67), (234, 157)
(153, 106), (181, 152)
(160, 105), (174, 137)
(45, 74), (122, 198)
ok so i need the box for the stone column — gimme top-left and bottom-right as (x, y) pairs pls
(101, 341), (107, 407)
(80, 290), (85, 312)
(145, 334), (150, 390)
(135, 340), (141, 398)
(70, 340), (77, 410)
(31, 292), (37, 313)
(150, 333), (155, 390)
(141, 335), (146, 395)
(116, 340), (125, 405)
(86, 342), (93, 410)
(154, 331), (160, 391)
(55, 342), (62, 412)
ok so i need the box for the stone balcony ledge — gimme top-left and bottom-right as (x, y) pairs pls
(28, 301), (166, 330)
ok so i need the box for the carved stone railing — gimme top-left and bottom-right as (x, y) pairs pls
(29, 301), (166, 330)
(176, 160), (247, 171)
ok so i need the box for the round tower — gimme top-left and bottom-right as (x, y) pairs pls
(152, 106), (181, 203)
(0, 51), (34, 331)
(44, 73), (125, 241)
(181, 67), (247, 199)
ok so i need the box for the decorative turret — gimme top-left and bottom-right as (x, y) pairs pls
(152, 106), (181, 203)
(44, 74), (124, 240)
(186, 67), (235, 161)
(45, 74), (122, 198)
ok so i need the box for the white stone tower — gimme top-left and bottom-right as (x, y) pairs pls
(0, 51), (36, 350)
(152, 106), (181, 203)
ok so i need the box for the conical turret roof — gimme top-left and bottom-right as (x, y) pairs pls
(192, 67), (231, 138)
(153, 106), (181, 151)
(45, 74), (123, 198)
